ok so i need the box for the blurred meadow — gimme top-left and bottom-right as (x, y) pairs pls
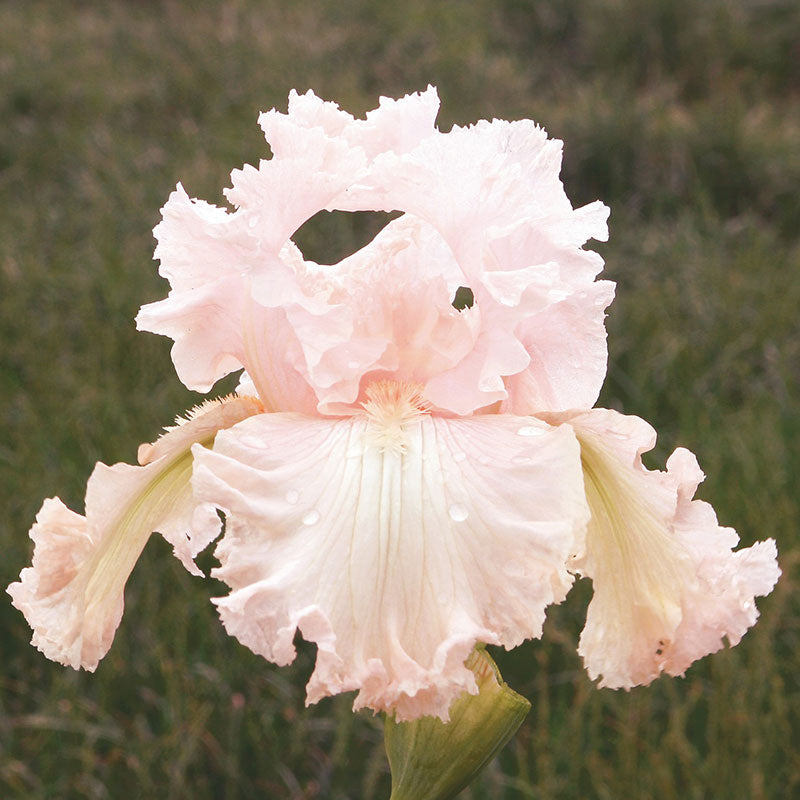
(1, 0), (798, 797)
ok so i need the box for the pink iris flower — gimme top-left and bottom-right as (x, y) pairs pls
(8, 88), (779, 722)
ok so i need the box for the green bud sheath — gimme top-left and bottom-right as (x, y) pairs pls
(384, 648), (531, 800)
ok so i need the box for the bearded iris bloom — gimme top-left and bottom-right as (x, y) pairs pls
(9, 88), (779, 722)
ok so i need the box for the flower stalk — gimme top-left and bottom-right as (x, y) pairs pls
(385, 647), (530, 800)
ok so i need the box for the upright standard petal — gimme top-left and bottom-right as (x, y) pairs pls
(500, 280), (616, 414)
(306, 215), (481, 413)
(136, 181), (349, 411)
(139, 90), (613, 417)
(554, 408), (780, 689)
(8, 395), (262, 670)
(192, 382), (589, 721)
(362, 118), (613, 413)
(260, 86), (440, 164)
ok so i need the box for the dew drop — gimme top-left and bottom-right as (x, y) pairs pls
(512, 455), (532, 465)
(285, 490), (299, 505)
(452, 451), (467, 463)
(742, 600), (753, 611)
(517, 425), (542, 437)
(478, 455), (490, 465)
(302, 510), (320, 526)
(347, 360), (360, 370)
(448, 504), (468, 522)
(248, 215), (259, 229)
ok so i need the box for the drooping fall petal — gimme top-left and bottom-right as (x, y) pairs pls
(191, 383), (589, 720)
(555, 408), (780, 688)
(8, 395), (262, 670)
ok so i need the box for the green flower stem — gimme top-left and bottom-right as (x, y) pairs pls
(385, 647), (531, 800)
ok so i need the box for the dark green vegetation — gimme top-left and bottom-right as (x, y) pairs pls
(1, 0), (798, 797)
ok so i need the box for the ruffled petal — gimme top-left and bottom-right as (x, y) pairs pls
(501, 280), (616, 413)
(554, 408), (780, 688)
(307, 215), (481, 412)
(361, 119), (612, 412)
(137, 190), (322, 411)
(136, 273), (247, 394)
(191, 394), (588, 720)
(261, 86), (440, 166)
(369, 119), (583, 266)
(484, 201), (609, 286)
(140, 91), (611, 416)
(425, 317), (531, 415)
(349, 85), (440, 159)
(138, 147), (362, 402)
(7, 395), (263, 670)
(224, 140), (366, 258)
(305, 213), (606, 416)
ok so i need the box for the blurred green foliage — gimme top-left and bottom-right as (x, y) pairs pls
(1, 0), (798, 797)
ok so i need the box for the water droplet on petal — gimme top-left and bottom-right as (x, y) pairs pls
(742, 600), (753, 611)
(347, 360), (360, 370)
(248, 215), (259, 229)
(448, 504), (468, 522)
(478, 455), (490, 465)
(512, 455), (532, 465)
(452, 451), (467, 463)
(286, 490), (299, 505)
(302, 510), (320, 526)
(517, 425), (542, 437)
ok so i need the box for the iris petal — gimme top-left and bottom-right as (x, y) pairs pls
(555, 409), (780, 688)
(8, 395), (262, 670)
(140, 91), (612, 417)
(191, 405), (588, 720)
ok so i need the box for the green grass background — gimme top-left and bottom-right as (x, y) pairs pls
(1, 0), (798, 797)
